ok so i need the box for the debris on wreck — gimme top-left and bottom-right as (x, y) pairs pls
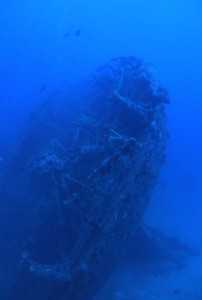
(1, 56), (170, 300)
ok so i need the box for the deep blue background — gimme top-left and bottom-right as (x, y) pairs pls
(0, 0), (201, 247)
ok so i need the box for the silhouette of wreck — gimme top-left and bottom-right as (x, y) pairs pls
(1, 57), (170, 299)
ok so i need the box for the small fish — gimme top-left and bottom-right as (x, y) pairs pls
(75, 29), (81, 37)
(39, 86), (47, 93)
(64, 32), (70, 38)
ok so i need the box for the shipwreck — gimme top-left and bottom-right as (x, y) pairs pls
(1, 56), (169, 299)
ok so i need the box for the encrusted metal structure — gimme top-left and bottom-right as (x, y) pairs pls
(3, 57), (169, 300)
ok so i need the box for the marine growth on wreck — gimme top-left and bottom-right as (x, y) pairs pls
(1, 57), (169, 300)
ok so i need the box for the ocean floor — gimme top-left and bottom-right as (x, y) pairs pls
(95, 250), (202, 300)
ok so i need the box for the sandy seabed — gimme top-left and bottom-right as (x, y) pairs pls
(95, 252), (202, 300)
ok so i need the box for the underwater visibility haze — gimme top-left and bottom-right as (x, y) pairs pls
(0, 1), (202, 299)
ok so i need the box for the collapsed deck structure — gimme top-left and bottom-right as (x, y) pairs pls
(1, 57), (169, 299)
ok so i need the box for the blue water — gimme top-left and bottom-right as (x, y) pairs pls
(0, 0), (202, 299)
